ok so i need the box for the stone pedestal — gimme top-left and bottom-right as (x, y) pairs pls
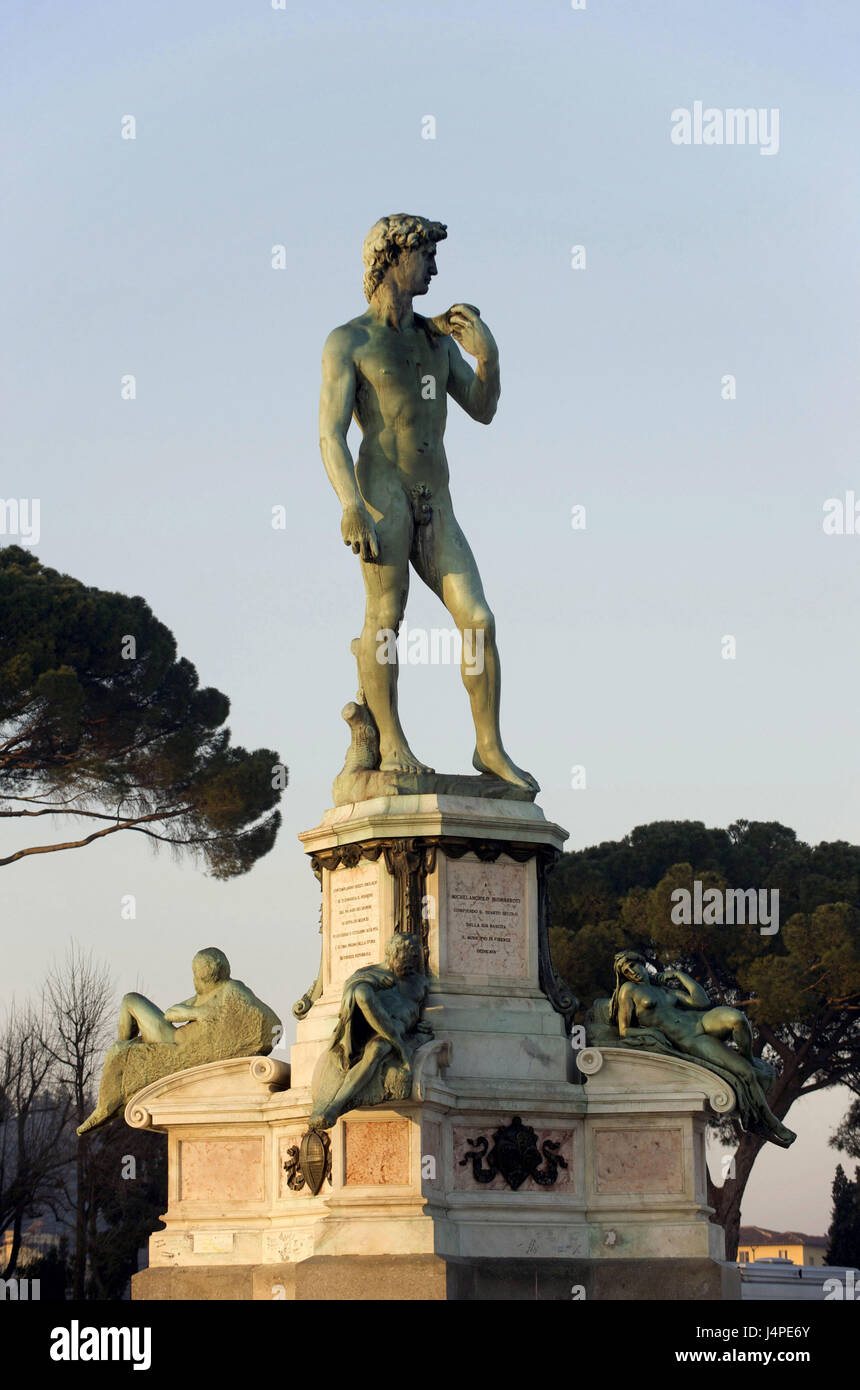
(290, 794), (576, 1098)
(130, 796), (739, 1301)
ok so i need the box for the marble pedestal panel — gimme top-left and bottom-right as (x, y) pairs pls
(574, 1046), (732, 1263)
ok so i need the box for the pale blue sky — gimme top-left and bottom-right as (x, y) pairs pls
(2, 0), (858, 1232)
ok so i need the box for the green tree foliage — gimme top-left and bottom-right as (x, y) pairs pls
(825, 1164), (860, 1268)
(549, 819), (860, 1256)
(830, 1097), (860, 1160)
(0, 547), (284, 875)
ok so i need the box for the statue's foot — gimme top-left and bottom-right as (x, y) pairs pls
(309, 1110), (337, 1131)
(769, 1120), (797, 1148)
(473, 746), (539, 792)
(379, 742), (434, 775)
(77, 1108), (109, 1136)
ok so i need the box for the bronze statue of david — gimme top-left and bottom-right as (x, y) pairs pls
(319, 214), (537, 792)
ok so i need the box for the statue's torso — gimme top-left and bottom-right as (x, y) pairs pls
(627, 981), (694, 1045)
(349, 315), (452, 504)
(384, 975), (425, 1032)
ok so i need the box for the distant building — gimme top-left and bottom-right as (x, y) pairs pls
(737, 1225), (827, 1266)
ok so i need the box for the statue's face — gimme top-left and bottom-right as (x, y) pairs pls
(192, 956), (220, 991)
(391, 243), (437, 297)
(389, 940), (421, 977)
(623, 958), (647, 984)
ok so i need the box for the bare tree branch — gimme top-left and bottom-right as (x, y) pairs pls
(0, 809), (187, 868)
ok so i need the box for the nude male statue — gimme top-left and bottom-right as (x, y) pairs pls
(309, 933), (431, 1130)
(319, 214), (537, 790)
(77, 948), (280, 1134)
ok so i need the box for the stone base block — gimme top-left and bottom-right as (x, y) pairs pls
(447, 1256), (739, 1302)
(133, 1255), (739, 1301)
(131, 1265), (265, 1301)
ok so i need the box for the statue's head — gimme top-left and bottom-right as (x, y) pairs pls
(192, 947), (231, 990)
(362, 214), (447, 303)
(608, 949), (651, 1026)
(614, 949), (649, 985)
(384, 932), (423, 978)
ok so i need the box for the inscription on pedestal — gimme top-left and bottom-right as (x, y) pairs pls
(328, 862), (382, 987)
(445, 857), (528, 978)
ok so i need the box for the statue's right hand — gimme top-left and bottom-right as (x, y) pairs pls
(341, 505), (379, 561)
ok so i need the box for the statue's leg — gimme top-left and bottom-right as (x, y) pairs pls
(681, 1034), (795, 1146)
(77, 1042), (131, 1135)
(357, 487), (432, 773)
(411, 495), (537, 790)
(118, 992), (176, 1045)
(700, 1005), (753, 1058)
(310, 1037), (392, 1129)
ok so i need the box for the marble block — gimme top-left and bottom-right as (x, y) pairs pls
(179, 1138), (264, 1203)
(594, 1128), (683, 1195)
(344, 1118), (411, 1186)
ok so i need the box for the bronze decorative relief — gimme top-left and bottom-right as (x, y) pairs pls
(459, 1115), (568, 1190)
